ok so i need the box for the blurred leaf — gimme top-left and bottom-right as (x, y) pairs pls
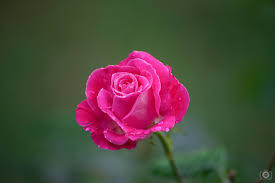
(152, 148), (228, 181)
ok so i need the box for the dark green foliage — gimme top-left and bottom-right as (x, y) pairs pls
(152, 148), (228, 181)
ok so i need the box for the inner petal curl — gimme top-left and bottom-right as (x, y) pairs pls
(111, 72), (138, 95)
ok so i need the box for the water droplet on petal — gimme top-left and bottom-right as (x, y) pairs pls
(155, 126), (161, 131)
(85, 127), (90, 131)
(165, 128), (169, 132)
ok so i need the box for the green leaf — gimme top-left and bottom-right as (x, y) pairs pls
(152, 147), (228, 181)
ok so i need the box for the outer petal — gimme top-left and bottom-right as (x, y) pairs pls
(85, 65), (138, 115)
(91, 132), (137, 150)
(159, 74), (190, 123)
(118, 115), (176, 141)
(103, 128), (129, 145)
(77, 94), (137, 150)
(75, 100), (100, 132)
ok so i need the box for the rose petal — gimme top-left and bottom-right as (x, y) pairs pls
(103, 128), (129, 145)
(97, 88), (126, 125)
(91, 132), (137, 150)
(112, 93), (139, 119)
(136, 74), (151, 91)
(120, 51), (169, 75)
(97, 88), (114, 113)
(86, 65), (138, 115)
(119, 51), (170, 95)
(159, 74), (190, 123)
(120, 116), (176, 141)
(75, 100), (100, 132)
(126, 58), (161, 116)
(150, 116), (176, 132)
(122, 88), (157, 129)
(111, 72), (138, 95)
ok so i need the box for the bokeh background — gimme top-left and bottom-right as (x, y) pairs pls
(1, 0), (275, 182)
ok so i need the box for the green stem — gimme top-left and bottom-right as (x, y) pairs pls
(156, 132), (182, 183)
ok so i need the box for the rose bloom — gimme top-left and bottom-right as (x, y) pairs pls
(75, 51), (190, 150)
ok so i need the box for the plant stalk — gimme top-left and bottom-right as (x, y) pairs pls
(156, 132), (182, 183)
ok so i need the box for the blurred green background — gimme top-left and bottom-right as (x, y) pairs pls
(1, 0), (274, 182)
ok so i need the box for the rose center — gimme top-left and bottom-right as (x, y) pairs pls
(111, 72), (138, 95)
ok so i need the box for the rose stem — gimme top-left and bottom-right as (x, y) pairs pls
(255, 152), (275, 183)
(155, 132), (183, 183)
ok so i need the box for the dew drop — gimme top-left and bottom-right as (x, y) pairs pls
(85, 127), (90, 131)
(155, 126), (161, 131)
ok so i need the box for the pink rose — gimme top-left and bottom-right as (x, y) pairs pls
(75, 51), (190, 150)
